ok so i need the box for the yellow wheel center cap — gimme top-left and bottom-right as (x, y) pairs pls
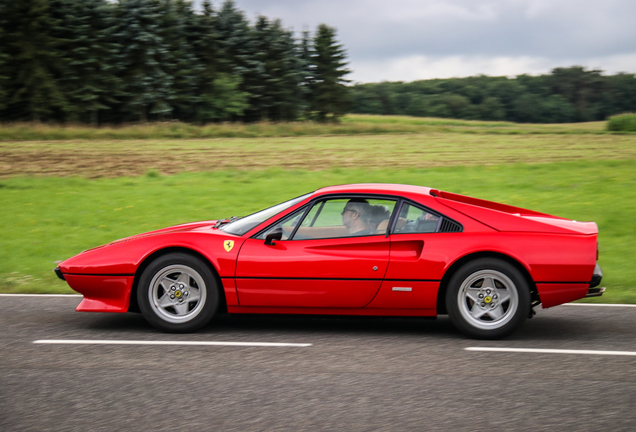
(175, 290), (182, 298)
(484, 296), (492, 304)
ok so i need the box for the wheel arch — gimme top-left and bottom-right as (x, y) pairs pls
(436, 251), (539, 315)
(129, 246), (226, 313)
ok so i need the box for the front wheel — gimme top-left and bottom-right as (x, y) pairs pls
(138, 253), (219, 332)
(446, 258), (530, 339)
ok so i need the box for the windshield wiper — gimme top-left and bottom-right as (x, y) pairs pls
(214, 216), (240, 228)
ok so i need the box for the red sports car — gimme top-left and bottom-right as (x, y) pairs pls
(55, 184), (604, 339)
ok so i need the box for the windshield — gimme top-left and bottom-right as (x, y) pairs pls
(219, 193), (313, 236)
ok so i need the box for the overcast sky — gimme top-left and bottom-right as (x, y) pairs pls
(206, 0), (636, 83)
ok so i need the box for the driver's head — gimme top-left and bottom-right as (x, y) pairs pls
(342, 199), (371, 231)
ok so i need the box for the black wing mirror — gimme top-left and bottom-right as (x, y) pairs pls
(264, 227), (283, 246)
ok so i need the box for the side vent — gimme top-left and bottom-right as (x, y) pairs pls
(438, 218), (462, 233)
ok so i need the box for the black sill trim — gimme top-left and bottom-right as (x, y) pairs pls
(385, 278), (441, 282)
(64, 273), (135, 277)
(223, 276), (441, 282)
(535, 281), (591, 285)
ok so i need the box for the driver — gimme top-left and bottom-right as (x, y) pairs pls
(341, 199), (374, 235)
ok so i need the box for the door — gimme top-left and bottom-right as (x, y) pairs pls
(377, 201), (446, 311)
(235, 197), (397, 308)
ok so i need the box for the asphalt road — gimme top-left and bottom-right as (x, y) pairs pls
(1, 295), (635, 431)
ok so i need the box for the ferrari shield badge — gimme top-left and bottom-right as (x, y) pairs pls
(223, 240), (234, 252)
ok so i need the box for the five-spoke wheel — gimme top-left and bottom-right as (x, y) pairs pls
(138, 253), (219, 332)
(446, 258), (530, 339)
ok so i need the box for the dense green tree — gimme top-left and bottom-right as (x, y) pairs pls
(310, 24), (350, 121)
(243, 17), (304, 121)
(0, 2), (9, 112)
(184, 0), (250, 122)
(49, 0), (121, 124)
(213, 0), (255, 120)
(17, 0), (636, 125)
(157, 0), (202, 121)
(404, 95), (428, 117)
(198, 73), (249, 121)
(542, 94), (576, 123)
(548, 66), (604, 121)
(604, 73), (636, 116)
(1, 0), (68, 121)
(298, 30), (314, 118)
(442, 94), (470, 118)
(215, 1), (251, 79)
(484, 78), (525, 119)
(349, 66), (636, 123)
(116, 0), (174, 121)
(479, 97), (506, 121)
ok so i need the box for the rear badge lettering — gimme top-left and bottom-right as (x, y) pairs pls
(223, 240), (235, 252)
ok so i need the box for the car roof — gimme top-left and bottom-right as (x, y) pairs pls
(314, 183), (433, 197)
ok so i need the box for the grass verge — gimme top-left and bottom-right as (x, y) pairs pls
(1, 160), (634, 303)
(0, 114), (630, 141)
(2, 133), (635, 178)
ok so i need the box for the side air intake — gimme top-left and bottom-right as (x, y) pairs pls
(438, 218), (463, 233)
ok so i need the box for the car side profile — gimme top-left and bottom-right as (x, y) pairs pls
(55, 183), (604, 339)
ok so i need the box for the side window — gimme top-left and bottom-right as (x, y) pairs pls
(394, 203), (439, 234)
(255, 208), (306, 240)
(292, 197), (396, 240)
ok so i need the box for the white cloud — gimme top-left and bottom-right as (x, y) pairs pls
(207, 0), (636, 82)
(350, 55), (550, 82)
(350, 53), (636, 83)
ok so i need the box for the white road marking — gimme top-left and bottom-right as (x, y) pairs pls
(564, 303), (636, 307)
(0, 294), (82, 297)
(33, 339), (312, 347)
(466, 347), (636, 356)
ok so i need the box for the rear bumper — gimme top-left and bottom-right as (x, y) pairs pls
(589, 263), (603, 288)
(585, 263), (604, 297)
(585, 286), (606, 297)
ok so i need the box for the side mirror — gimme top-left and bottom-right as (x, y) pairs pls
(264, 227), (283, 246)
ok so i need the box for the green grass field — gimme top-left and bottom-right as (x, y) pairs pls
(1, 115), (635, 303)
(0, 113), (631, 142)
(2, 133), (635, 178)
(1, 160), (635, 303)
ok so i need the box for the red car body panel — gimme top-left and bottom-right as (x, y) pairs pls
(67, 274), (134, 312)
(57, 184), (600, 316)
(236, 236), (390, 307)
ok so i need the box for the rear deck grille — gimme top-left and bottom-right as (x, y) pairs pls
(439, 218), (463, 233)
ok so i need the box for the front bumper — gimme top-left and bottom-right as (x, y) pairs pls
(54, 267), (65, 281)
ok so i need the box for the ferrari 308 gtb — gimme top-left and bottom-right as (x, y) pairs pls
(55, 184), (604, 339)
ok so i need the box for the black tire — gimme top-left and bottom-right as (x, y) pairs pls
(138, 253), (219, 332)
(446, 258), (530, 339)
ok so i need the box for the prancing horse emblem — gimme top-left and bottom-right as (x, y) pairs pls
(223, 240), (234, 252)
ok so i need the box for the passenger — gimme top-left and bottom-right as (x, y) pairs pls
(369, 204), (391, 231)
(341, 199), (374, 235)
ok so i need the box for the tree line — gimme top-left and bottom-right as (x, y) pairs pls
(351, 67), (636, 123)
(0, 0), (351, 124)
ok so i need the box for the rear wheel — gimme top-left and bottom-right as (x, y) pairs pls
(446, 258), (530, 339)
(138, 253), (219, 332)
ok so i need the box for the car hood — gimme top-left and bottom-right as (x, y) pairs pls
(109, 220), (220, 243)
(78, 220), (222, 253)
